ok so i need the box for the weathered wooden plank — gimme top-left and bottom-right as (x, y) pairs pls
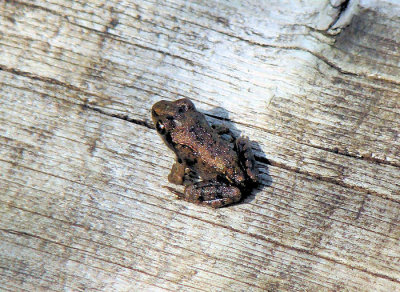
(1, 83), (399, 290)
(1, 0), (400, 291)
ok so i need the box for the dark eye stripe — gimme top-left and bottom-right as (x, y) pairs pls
(165, 132), (175, 146)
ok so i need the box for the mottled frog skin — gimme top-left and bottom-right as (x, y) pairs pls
(151, 98), (258, 208)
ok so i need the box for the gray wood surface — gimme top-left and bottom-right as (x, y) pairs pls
(1, 0), (399, 291)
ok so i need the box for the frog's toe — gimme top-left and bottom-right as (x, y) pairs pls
(202, 197), (238, 208)
(236, 137), (258, 183)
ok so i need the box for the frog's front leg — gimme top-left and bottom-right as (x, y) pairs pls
(168, 160), (186, 185)
(181, 181), (242, 208)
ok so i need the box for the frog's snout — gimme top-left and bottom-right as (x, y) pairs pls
(151, 102), (161, 118)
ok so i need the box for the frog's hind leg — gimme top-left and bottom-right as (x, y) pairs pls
(236, 137), (258, 183)
(182, 181), (242, 208)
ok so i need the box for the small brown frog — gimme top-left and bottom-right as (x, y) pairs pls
(151, 98), (258, 208)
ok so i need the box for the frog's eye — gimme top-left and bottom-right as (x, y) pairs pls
(178, 106), (185, 114)
(156, 121), (166, 134)
(177, 99), (195, 113)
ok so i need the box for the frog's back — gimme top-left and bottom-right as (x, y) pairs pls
(173, 113), (243, 181)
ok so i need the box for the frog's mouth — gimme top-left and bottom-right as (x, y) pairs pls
(151, 104), (160, 119)
(151, 108), (158, 118)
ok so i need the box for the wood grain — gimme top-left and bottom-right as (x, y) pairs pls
(1, 0), (399, 291)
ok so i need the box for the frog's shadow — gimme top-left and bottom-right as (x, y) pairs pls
(204, 106), (273, 206)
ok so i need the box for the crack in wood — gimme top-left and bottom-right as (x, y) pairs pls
(255, 155), (400, 205)
(0, 64), (84, 92)
(205, 112), (400, 169)
(84, 105), (153, 129)
(327, 0), (351, 30)
(302, 142), (400, 169)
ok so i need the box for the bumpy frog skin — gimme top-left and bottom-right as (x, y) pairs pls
(151, 98), (258, 208)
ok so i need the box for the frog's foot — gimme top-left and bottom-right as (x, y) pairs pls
(236, 137), (258, 183)
(211, 124), (235, 142)
(168, 161), (186, 185)
(182, 181), (242, 208)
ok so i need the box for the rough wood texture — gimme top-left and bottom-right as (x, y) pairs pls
(1, 0), (400, 291)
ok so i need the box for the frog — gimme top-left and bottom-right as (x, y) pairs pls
(151, 98), (258, 208)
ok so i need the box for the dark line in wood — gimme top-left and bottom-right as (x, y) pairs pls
(132, 43), (196, 66)
(84, 104), (154, 129)
(0, 64), (83, 92)
(4, 63), (396, 170)
(207, 113), (400, 169)
(303, 142), (400, 168)
(0, 65), (150, 130)
(255, 155), (400, 205)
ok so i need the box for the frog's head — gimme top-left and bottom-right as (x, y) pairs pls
(151, 98), (195, 136)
